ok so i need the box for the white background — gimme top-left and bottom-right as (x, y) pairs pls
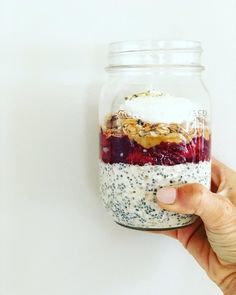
(0, 0), (236, 294)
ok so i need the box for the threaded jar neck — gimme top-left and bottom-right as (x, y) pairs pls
(106, 40), (204, 71)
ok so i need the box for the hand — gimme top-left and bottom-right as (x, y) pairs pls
(155, 159), (236, 295)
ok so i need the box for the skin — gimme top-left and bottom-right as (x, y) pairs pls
(155, 159), (236, 294)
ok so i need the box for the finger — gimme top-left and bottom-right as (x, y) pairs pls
(150, 229), (177, 239)
(211, 158), (234, 193)
(212, 158), (235, 190)
(211, 159), (223, 192)
(151, 218), (202, 242)
(152, 218), (213, 272)
(212, 158), (235, 175)
(156, 184), (236, 228)
(212, 159), (236, 205)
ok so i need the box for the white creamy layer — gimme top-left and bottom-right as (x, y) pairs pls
(100, 161), (211, 228)
(119, 94), (201, 124)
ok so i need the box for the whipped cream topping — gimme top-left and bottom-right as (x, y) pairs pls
(119, 94), (201, 124)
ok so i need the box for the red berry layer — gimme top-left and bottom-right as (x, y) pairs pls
(100, 131), (211, 166)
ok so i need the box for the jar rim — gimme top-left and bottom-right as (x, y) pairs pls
(108, 40), (202, 54)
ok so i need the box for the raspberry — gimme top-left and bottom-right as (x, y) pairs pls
(126, 150), (155, 165)
(100, 132), (111, 163)
(109, 135), (132, 163)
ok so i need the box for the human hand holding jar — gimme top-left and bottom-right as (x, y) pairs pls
(156, 159), (236, 294)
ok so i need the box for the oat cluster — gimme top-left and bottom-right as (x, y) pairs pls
(103, 110), (210, 149)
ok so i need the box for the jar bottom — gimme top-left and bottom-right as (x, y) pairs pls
(115, 219), (197, 231)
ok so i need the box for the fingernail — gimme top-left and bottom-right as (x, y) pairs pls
(156, 187), (176, 204)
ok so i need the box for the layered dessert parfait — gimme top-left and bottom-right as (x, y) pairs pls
(99, 90), (211, 230)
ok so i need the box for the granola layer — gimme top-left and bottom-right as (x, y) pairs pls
(102, 110), (210, 148)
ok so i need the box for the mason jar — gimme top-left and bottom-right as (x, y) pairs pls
(99, 40), (211, 230)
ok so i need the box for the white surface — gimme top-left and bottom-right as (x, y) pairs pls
(0, 0), (236, 294)
(119, 94), (201, 123)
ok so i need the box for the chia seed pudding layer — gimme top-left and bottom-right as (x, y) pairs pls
(99, 160), (211, 229)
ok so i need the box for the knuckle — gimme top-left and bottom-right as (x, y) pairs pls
(220, 198), (235, 216)
(193, 183), (206, 196)
(191, 184), (209, 216)
(175, 183), (208, 215)
(194, 192), (205, 216)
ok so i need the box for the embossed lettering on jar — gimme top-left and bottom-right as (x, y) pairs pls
(99, 40), (211, 230)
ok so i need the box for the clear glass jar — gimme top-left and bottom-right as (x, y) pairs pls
(99, 40), (211, 230)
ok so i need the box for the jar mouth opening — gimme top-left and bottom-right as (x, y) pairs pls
(109, 40), (202, 54)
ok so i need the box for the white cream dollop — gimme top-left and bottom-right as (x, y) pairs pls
(119, 94), (201, 124)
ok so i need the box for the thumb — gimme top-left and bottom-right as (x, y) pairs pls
(156, 184), (235, 228)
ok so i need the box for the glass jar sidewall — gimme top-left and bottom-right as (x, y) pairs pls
(99, 69), (211, 230)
